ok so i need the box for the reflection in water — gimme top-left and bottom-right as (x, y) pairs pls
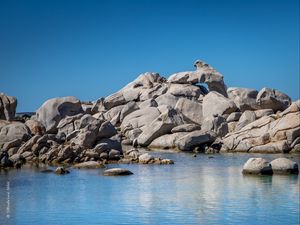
(0, 153), (299, 225)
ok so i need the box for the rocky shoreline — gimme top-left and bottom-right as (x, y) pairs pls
(1, 60), (299, 170)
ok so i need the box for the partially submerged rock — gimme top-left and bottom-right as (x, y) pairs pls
(242, 158), (273, 175)
(54, 167), (70, 175)
(270, 158), (299, 174)
(103, 168), (133, 176)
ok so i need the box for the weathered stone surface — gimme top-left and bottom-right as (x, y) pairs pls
(121, 107), (160, 133)
(168, 71), (199, 84)
(119, 101), (139, 122)
(103, 72), (166, 110)
(25, 119), (46, 135)
(103, 168), (133, 176)
(270, 158), (299, 174)
(155, 93), (180, 108)
(168, 60), (227, 96)
(139, 84), (168, 101)
(98, 121), (117, 139)
(171, 124), (201, 133)
(221, 102), (300, 153)
(203, 92), (237, 119)
(242, 158), (273, 175)
(226, 112), (242, 122)
(175, 98), (203, 124)
(138, 153), (154, 164)
(254, 109), (274, 119)
(73, 161), (104, 169)
(175, 130), (215, 151)
(137, 107), (184, 146)
(35, 96), (83, 133)
(149, 132), (186, 149)
(0, 122), (31, 147)
(167, 83), (203, 99)
(138, 99), (157, 108)
(0, 93), (17, 120)
(256, 87), (291, 112)
(104, 105), (124, 124)
(57, 114), (84, 136)
(227, 87), (259, 111)
(202, 116), (228, 137)
(235, 111), (256, 131)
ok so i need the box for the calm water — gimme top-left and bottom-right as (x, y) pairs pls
(0, 152), (299, 225)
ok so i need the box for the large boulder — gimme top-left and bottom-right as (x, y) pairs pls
(202, 92), (237, 119)
(175, 98), (203, 124)
(227, 87), (259, 111)
(167, 83), (203, 99)
(137, 107), (184, 146)
(121, 107), (161, 133)
(168, 60), (227, 96)
(242, 158), (273, 175)
(57, 114), (84, 136)
(35, 96), (83, 133)
(175, 130), (215, 151)
(0, 93), (17, 121)
(0, 121), (31, 148)
(149, 132), (187, 149)
(25, 119), (46, 135)
(256, 87), (291, 112)
(235, 111), (256, 131)
(155, 93), (180, 108)
(103, 72), (166, 110)
(202, 115), (228, 137)
(270, 158), (299, 174)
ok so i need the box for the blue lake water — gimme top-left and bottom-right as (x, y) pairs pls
(0, 152), (299, 225)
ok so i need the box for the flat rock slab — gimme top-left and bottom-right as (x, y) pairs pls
(103, 168), (133, 176)
(73, 161), (104, 169)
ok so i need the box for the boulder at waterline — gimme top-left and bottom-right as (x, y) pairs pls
(55, 167), (70, 175)
(270, 158), (299, 174)
(103, 168), (133, 176)
(242, 158), (273, 175)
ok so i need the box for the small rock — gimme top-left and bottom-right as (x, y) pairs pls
(161, 159), (174, 164)
(103, 168), (133, 176)
(108, 149), (121, 160)
(54, 167), (70, 175)
(138, 153), (154, 164)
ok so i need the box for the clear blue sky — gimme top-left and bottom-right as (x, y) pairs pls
(0, 0), (299, 112)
